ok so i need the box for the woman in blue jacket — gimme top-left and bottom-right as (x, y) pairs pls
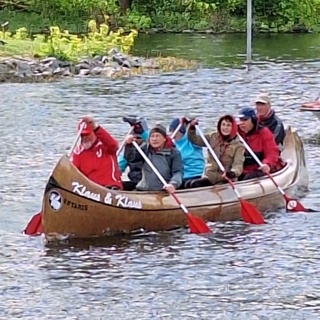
(168, 117), (205, 188)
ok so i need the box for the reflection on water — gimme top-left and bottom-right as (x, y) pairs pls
(133, 33), (320, 67)
(1, 34), (320, 318)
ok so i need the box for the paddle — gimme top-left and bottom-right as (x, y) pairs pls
(131, 140), (211, 234)
(23, 122), (86, 236)
(117, 127), (134, 156)
(170, 123), (182, 142)
(195, 125), (265, 224)
(236, 133), (312, 212)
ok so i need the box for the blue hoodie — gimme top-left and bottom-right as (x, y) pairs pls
(174, 133), (204, 179)
(169, 117), (204, 179)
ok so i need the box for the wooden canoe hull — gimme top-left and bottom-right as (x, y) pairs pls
(42, 128), (309, 239)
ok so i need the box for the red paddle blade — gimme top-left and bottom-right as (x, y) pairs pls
(186, 213), (211, 234)
(240, 199), (265, 224)
(284, 195), (308, 212)
(23, 212), (43, 236)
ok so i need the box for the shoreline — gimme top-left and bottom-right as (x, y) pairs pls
(0, 49), (199, 83)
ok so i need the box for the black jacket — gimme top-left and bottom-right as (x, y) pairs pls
(259, 110), (285, 146)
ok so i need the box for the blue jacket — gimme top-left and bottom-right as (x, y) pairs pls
(174, 133), (204, 179)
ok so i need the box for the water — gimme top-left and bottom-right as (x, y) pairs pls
(1, 34), (320, 319)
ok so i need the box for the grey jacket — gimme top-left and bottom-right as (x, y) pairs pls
(124, 143), (183, 191)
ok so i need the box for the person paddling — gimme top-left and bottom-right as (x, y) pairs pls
(70, 115), (122, 189)
(168, 117), (205, 188)
(186, 115), (245, 188)
(237, 107), (283, 180)
(118, 116), (149, 190)
(124, 123), (183, 193)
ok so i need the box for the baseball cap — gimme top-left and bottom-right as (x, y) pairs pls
(254, 94), (271, 104)
(238, 107), (257, 121)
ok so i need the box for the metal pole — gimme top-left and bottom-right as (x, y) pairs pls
(246, 0), (252, 70)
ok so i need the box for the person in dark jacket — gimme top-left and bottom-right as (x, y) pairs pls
(124, 123), (183, 193)
(254, 93), (286, 149)
(237, 107), (283, 181)
(118, 117), (149, 190)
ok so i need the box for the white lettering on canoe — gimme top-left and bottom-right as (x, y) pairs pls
(104, 192), (112, 205)
(71, 182), (142, 209)
(115, 194), (142, 209)
(72, 182), (101, 202)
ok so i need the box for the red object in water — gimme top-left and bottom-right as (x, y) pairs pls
(23, 212), (43, 236)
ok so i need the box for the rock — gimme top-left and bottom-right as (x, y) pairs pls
(101, 56), (109, 64)
(15, 61), (34, 77)
(0, 50), (195, 83)
(75, 63), (92, 74)
(93, 55), (103, 61)
(79, 69), (90, 76)
(90, 67), (104, 76)
(108, 48), (119, 56)
(130, 58), (142, 68)
(121, 60), (131, 68)
(40, 57), (57, 64)
(58, 61), (72, 69)
(41, 70), (53, 77)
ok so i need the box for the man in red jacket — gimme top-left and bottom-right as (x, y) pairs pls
(71, 116), (123, 189)
(237, 107), (282, 180)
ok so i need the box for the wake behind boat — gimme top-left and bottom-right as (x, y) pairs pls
(40, 127), (308, 240)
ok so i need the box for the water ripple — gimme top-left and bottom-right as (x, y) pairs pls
(1, 59), (320, 319)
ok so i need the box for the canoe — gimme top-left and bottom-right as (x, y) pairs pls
(42, 127), (308, 240)
(300, 100), (320, 120)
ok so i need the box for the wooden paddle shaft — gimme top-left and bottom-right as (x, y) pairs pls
(68, 122), (86, 157)
(195, 125), (225, 173)
(237, 133), (287, 196)
(117, 127), (134, 156)
(132, 141), (190, 215)
(237, 133), (264, 167)
(171, 123), (182, 142)
(132, 141), (169, 187)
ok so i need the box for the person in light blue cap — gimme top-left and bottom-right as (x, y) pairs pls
(118, 116), (149, 190)
(168, 117), (205, 188)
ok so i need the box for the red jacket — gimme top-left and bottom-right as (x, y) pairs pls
(239, 125), (280, 175)
(71, 126), (122, 188)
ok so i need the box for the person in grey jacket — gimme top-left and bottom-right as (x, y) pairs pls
(124, 123), (183, 193)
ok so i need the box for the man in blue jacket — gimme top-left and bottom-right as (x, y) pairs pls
(169, 117), (205, 188)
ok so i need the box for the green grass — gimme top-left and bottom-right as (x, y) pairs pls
(0, 39), (41, 57)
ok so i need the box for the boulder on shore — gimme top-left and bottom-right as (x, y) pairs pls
(0, 48), (197, 83)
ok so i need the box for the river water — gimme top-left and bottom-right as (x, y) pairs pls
(1, 34), (320, 319)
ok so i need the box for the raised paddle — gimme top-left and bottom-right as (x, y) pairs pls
(117, 126), (134, 156)
(170, 123), (182, 142)
(237, 133), (311, 213)
(195, 125), (265, 224)
(23, 122), (86, 236)
(131, 140), (211, 234)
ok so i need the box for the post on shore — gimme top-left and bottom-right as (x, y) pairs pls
(246, 0), (252, 71)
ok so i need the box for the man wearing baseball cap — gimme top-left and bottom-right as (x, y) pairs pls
(71, 115), (122, 189)
(237, 107), (283, 180)
(254, 93), (285, 149)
